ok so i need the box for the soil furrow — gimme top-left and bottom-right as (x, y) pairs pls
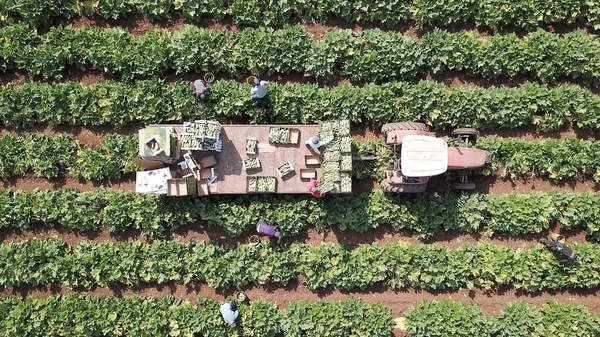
(1, 282), (599, 317)
(0, 222), (590, 250)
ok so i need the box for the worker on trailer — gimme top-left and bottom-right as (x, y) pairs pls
(305, 135), (334, 150)
(540, 239), (582, 263)
(220, 300), (239, 326)
(308, 178), (324, 198)
(256, 219), (281, 239)
(190, 79), (211, 101)
(250, 78), (269, 105)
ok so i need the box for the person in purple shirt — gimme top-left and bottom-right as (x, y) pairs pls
(256, 219), (281, 238)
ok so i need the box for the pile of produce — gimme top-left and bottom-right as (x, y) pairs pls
(248, 176), (277, 192)
(319, 120), (352, 193)
(277, 162), (294, 177)
(244, 158), (261, 171)
(268, 127), (290, 144)
(180, 120), (222, 151)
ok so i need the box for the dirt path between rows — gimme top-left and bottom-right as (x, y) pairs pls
(0, 220), (590, 250)
(2, 282), (599, 318)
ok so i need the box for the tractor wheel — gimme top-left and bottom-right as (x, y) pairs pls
(452, 128), (479, 138)
(451, 182), (476, 190)
(381, 122), (428, 136)
(380, 180), (427, 193)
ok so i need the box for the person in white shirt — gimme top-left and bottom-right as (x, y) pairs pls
(190, 79), (211, 101)
(250, 78), (268, 104)
(220, 300), (239, 326)
(305, 135), (334, 150)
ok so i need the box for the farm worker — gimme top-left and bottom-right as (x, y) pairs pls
(250, 78), (268, 104)
(539, 239), (582, 262)
(220, 300), (239, 326)
(305, 135), (334, 150)
(190, 79), (211, 101)
(256, 218), (281, 238)
(308, 178), (323, 198)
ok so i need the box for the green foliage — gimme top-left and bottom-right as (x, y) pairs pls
(3, 80), (600, 131)
(357, 137), (600, 183)
(2, 238), (600, 291)
(405, 300), (491, 337)
(407, 300), (600, 337)
(476, 137), (600, 182)
(3, 0), (600, 30)
(0, 134), (137, 180)
(3, 189), (600, 240)
(4, 25), (600, 86)
(0, 294), (392, 337)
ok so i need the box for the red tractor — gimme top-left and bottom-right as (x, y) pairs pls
(380, 122), (491, 193)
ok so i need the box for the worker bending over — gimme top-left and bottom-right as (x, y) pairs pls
(257, 219), (281, 238)
(305, 135), (334, 150)
(220, 300), (239, 326)
(190, 79), (211, 101)
(250, 78), (268, 104)
(540, 239), (582, 262)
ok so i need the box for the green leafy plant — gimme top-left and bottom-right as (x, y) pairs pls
(4, 25), (600, 86)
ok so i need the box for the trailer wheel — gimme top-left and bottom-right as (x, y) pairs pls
(380, 180), (427, 193)
(451, 182), (476, 190)
(381, 122), (428, 136)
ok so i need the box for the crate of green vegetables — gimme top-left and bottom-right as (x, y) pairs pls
(276, 162), (294, 177)
(243, 157), (261, 171)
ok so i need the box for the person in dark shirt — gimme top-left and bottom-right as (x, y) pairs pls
(540, 239), (582, 262)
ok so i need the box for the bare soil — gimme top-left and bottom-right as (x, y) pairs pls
(0, 218), (590, 249)
(1, 282), (599, 318)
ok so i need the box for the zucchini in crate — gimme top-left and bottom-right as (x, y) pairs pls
(340, 154), (352, 172)
(277, 162), (294, 177)
(243, 158), (260, 171)
(246, 138), (258, 154)
(269, 127), (289, 143)
(322, 161), (340, 173)
(337, 120), (351, 136)
(248, 177), (258, 192)
(340, 136), (352, 153)
(341, 173), (352, 193)
(323, 151), (340, 162)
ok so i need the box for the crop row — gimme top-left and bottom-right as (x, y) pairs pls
(3, 80), (600, 132)
(1, 294), (598, 337)
(3, 24), (600, 85)
(355, 137), (600, 182)
(3, 0), (600, 30)
(2, 238), (599, 291)
(0, 295), (392, 337)
(406, 300), (600, 337)
(2, 189), (600, 239)
(0, 134), (137, 180)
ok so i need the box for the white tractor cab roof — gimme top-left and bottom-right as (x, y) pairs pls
(401, 135), (448, 177)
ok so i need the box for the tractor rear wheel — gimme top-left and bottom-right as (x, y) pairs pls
(451, 182), (476, 190)
(380, 180), (427, 193)
(381, 122), (428, 136)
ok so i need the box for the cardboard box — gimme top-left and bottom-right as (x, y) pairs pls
(199, 155), (217, 168)
(305, 155), (321, 166)
(300, 169), (317, 180)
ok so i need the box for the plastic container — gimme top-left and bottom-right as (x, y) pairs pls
(204, 73), (215, 83)
(247, 76), (257, 85)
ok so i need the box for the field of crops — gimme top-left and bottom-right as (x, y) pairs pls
(2, 1), (600, 336)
